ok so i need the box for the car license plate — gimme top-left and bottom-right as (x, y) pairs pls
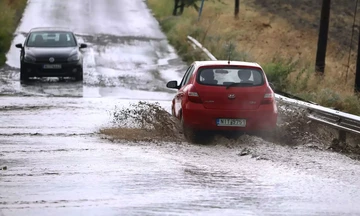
(216, 118), (246, 127)
(43, 64), (62, 69)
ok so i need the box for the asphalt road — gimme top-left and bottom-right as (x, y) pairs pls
(1, 0), (360, 215)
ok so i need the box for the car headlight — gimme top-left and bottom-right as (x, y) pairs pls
(24, 55), (36, 62)
(68, 54), (80, 62)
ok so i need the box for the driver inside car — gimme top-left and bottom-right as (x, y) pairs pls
(238, 69), (252, 83)
(201, 69), (218, 85)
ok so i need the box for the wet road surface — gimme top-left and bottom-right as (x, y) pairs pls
(1, 0), (360, 215)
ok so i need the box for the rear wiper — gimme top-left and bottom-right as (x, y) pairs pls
(225, 82), (253, 89)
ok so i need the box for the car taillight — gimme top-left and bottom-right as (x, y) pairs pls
(261, 88), (274, 105)
(188, 86), (202, 103)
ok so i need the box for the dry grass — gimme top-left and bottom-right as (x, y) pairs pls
(147, 0), (360, 115)
(0, 0), (27, 65)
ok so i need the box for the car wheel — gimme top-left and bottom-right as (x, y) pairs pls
(20, 65), (29, 81)
(181, 115), (212, 144)
(181, 115), (196, 142)
(75, 68), (83, 81)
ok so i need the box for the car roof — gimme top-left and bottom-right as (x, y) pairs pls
(29, 27), (73, 33)
(193, 60), (263, 69)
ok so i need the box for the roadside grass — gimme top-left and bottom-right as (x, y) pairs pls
(0, 0), (27, 66)
(147, 0), (360, 115)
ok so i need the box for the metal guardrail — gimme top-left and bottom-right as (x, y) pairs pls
(187, 35), (360, 142)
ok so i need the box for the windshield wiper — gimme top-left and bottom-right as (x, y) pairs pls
(225, 82), (253, 89)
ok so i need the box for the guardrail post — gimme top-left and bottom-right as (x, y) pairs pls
(339, 130), (347, 143)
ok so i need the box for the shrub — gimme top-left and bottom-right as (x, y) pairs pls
(262, 57), (298, 91)
(0, 0), (27, 66)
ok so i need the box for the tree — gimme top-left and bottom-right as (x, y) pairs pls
(173, 0), (184, 15)
(355, 28), (360, 92)
(234, 0), (240, 18)
(315, 0), (331, 74)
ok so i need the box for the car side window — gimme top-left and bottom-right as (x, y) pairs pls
(179, 65), (194, 87)
(183, 66), (195, 86)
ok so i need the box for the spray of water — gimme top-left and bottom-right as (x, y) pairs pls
(101, 101), (183, 142)
(101, 100), (329, 146)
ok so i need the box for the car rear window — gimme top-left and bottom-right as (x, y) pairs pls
(26, 31), (77, 47)
(197, 66), (265, 87)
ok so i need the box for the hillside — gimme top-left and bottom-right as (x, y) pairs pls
(251, 0), (358, 59)
(147, 0), (360, 115)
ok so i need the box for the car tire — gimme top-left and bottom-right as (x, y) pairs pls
(20, 65), (29, 81)
(181, 115), (212, 144)
(181, 115), (196, 142)
(75, 68), (83, 81)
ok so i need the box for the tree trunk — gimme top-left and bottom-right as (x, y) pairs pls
(235, 0), (240, 18)
(315, 0), (331, 74)
(355, 27), (360, 92)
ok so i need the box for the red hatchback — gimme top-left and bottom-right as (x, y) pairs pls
(166, 60), (278, 143)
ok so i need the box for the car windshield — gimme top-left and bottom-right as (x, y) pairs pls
(26, 31), (77, 47)
(197, 66), (265, 87)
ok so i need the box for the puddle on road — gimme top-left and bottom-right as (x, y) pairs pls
(0, 66), (84, 97)
(0, 32), (185, 98)
(0, 72), (359, 216)
(1, 136), (360, 216)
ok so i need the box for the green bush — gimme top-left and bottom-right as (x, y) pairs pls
(262, 57), (298, 91)
(0, 0), (27, 66)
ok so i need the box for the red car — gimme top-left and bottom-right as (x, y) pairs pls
(166, 60), (278, 143)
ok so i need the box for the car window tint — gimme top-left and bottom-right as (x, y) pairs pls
(197, 67), (264, 86)
(179, 65), (194, 87)
(183, 66), (195, 85)
(27, 32), (77, 47)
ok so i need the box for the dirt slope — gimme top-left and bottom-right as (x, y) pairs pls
(251, 0), (359, 54)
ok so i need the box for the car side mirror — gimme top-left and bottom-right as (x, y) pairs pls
(166, 80), (179, 89)
(79, 43), (87, 49)
(15, 43), (23, 49)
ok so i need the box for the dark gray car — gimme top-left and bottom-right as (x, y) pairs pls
(15, 27), (87, 81)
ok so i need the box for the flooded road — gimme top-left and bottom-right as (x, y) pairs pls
(1, 0), (360, 215)
(1, 98), (360, 216)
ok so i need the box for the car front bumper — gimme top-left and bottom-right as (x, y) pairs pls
(22, 61), (82, 77)
(182, 102), (278, 132)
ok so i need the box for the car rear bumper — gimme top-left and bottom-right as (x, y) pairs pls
(22, 61), (82, 77)
(182, 102), (278, 132)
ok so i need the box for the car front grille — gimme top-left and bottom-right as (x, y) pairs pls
(35, 57), (68, 63)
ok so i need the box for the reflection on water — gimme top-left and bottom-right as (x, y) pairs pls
(20, 78), (84, 97)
